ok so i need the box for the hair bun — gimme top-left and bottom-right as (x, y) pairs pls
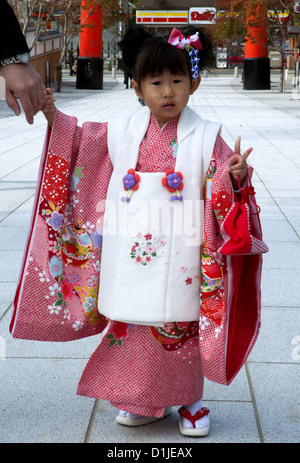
(119, 26), (152, 73)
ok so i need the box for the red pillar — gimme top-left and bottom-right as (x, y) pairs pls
(243, 6), (270, 90)
(245, 18), (268, 59)
(79, 3), (102, 57)
(76, 1), (103, 89)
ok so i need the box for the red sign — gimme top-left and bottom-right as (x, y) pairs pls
(189, 8), (216, 24)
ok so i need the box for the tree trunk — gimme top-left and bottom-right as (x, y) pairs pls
(279, 34), (287, 93)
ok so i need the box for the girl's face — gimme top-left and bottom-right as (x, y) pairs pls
(132, 71), (200, 127)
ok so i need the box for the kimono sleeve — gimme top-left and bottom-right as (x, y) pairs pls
(199, 134), (268, 385)
(10, 110), (113, 342)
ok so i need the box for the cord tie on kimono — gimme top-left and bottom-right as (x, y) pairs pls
(238, 176), (261, 214)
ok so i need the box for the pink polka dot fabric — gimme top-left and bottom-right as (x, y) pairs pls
(11, 108), (264, 417)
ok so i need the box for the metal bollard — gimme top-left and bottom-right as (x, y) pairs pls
(294, 61), (300, 91)
(45, 61), (50, 88)
(112, 67), (116, 79)
(234, 66), (239, 78)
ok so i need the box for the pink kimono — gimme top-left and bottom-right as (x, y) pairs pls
(10, 108), (268, 418)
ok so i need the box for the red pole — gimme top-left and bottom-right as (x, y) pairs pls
(243, 6), (270, 90)
(79, 2), (103, 57)
(245, 8), (268, 59)
(76, 1), (103, 89)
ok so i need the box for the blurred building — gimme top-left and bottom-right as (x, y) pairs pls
(27, 29), (62, 84)
(134, 1), (300, 70)
(134, 1), (228, 68)
(135, 1), (217, 36)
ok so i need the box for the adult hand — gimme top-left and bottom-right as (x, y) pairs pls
(0, 62), (45, 124)
(228, 136), (253, 189)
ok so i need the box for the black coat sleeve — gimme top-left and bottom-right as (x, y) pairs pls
(0, 0), (29, 60)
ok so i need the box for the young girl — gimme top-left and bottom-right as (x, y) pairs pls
(10, 26), (267, 437)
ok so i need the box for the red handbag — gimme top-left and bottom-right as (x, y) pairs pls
(219, 176), (269, 255)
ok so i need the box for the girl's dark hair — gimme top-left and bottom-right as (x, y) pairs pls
(118, 26), (213, 86)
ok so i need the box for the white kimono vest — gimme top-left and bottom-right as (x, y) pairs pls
(98, 106), (221, 326)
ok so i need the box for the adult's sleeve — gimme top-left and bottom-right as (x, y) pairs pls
(0, 1), (29, 60)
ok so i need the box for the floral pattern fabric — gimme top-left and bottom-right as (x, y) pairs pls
(76, 113), (238, 415)
(11, 109), (264, 418)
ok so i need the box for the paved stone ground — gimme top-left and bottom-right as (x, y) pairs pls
(0, 69), (299, 444)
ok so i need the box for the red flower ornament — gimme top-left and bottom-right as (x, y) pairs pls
(162, 169), (184, 201)
(121, 168), (140, 202)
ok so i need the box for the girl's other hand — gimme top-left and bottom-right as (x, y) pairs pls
(41, 88), (56, 127)
(41, 88), (56, 113)
(228, 136), (252, 189)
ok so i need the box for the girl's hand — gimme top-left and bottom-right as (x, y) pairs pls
(41, 88), (56, 127)
(228, 136), (252, 190)
(41, 88), (56, 113)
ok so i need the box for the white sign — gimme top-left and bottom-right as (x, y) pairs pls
(189, 7), (216, 24)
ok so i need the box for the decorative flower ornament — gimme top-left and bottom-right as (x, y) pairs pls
(121, 168), (140, 202)
(168, 27), (203, 80)
(162, 169), (184, 201)
(189, 49), (201, 80)
(168, 28), (203, 51)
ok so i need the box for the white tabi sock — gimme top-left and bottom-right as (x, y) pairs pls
(182, 399), (210, 429)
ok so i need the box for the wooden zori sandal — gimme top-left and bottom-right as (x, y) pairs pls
(178, 406), (210, 436)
